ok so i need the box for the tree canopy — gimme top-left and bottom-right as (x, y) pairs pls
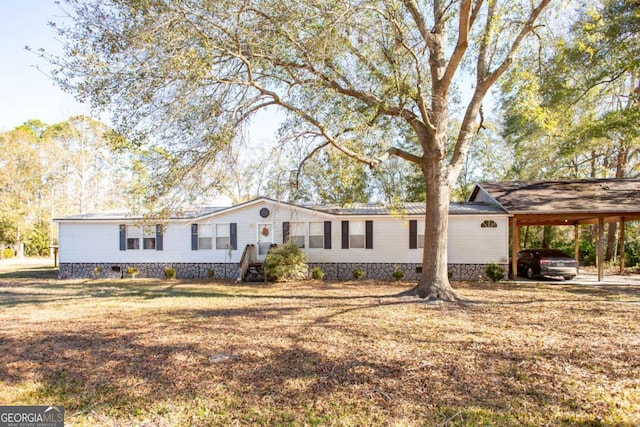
(0, 117), (135, 256)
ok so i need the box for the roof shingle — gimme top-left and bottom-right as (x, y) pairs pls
(474, 179), (640, 214)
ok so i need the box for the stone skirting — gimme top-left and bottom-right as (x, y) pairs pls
(307, 262), (503, 281)
(58, 263), (240, 280)
(59, 262), (505, 281)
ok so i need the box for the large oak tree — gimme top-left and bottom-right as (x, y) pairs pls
(47, 0), (551, 300)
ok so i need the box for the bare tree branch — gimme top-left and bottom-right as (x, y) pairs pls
(449, 0), (552, 185)
(371, 146), (423, 167)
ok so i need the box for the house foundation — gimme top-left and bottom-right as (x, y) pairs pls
(58, 262), (505, 282)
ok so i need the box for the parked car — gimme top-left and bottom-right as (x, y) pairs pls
(517, 249), (579, 280)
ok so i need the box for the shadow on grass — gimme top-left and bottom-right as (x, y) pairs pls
(0, 278), (412, 309)
(463, 280), (640, 303)
(0, 327), (536, 424)
(1, 281), (636, 425)
(0, 265), (58, 279)
(0, 281), (239, 308)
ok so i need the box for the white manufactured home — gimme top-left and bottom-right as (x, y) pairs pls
(55, 197), (509, 281)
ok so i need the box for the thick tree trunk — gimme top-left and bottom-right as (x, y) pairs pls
(414, 164), (458, 301)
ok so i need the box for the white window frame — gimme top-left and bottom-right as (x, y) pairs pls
(309, 222), (324, 249)
(142, 225), (156, 250)
(290, 222), (305, 248)
(127, 225), (141, 250)
(198, 224), (213, 250)
(216, 224), (230, 249)
(417, 220), (425, 249)
(350, 221), (366, 249)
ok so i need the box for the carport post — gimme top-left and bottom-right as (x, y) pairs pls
(511, 216), (520, 279)
(597, 217), (605, 282)
(574, 225), (579, 265)
(619, 218), (625, 273)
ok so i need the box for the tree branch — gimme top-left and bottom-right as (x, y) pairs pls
(401, 0), (435, 47)
(449, 0), (552, 186)
(482, 0), (552, 88)
(371, 146), (422, 168)
(441, 0), (472, 95)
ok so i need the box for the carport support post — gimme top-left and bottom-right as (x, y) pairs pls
(597, 217), (605, 282)
(619, 218), (625, 273)
(574, 225), (579, 264)
(511, 217), (520, 279)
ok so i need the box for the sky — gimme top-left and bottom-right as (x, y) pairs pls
(0, 1), (90, 131)
(0, 0), (283, 147)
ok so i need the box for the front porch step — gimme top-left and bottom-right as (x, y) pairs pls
(244, 262), (265, 282)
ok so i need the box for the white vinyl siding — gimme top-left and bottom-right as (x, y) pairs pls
(447, 216), (508, 264)
(56, 199), (508, 267)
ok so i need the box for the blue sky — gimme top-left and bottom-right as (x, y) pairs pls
(0, 0), (282, 144)
(0, 1), (88, 131)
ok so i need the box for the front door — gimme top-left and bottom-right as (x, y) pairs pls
(257, 223), (273, 261)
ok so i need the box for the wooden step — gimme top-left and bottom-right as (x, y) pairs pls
(244, 263), (265, 282)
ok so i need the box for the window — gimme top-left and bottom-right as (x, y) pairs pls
(481, 220), (498, 228)
(409, 220), (425, 249)
(290, 222), (305, 248)
(198, 224), (213, 250)
(216, 224), (230, 249)
(121, 224), (162, 251)
(143, 226), (156, 250)
(127, 226), (141, 250)
(309, 222), (324, 248)
(342, 220), (372, 249)
(350, 221), (365, 248)
(417, 221), (425, 248)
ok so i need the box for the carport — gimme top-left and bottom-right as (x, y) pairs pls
(469, 179), (640, 281)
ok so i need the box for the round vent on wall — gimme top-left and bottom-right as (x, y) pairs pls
(259, 207), (270, 218)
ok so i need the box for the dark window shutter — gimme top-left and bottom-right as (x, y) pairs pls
(341, 221), (349, 249)
(283, 221), (290, 244)
(365, 220), (373, 249)
(119, 225), (126, 251)
(156, 224), (163, 251)
(230, 223), (237, 250)
(324, 221), (332, 249)
(409, 220), (418, 249)
(191, 224), (198, 250)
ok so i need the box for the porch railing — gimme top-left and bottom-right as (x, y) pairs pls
(238, 244), (257, 281)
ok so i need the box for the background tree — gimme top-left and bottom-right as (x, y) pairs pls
(0, 117), (136, 256)
(46, 0), (551, 300)
(500, 0), (640, 263)
(0, 122), (48, 257)
(294, 146), (372, 205)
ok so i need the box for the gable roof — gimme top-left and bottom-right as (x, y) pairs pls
(471, 179), (640, 215)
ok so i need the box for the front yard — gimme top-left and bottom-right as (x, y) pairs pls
(0, 268), (638, 426)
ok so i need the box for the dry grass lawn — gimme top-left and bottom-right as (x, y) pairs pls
(0, 264), (639, 426)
